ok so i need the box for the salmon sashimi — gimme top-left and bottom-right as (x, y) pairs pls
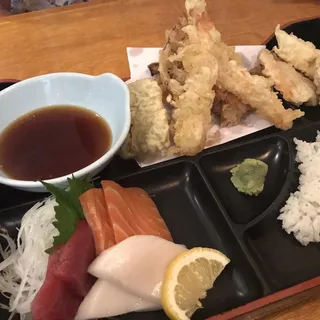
(101, 180), (172, 243)
(80, 188), (115, 255)
(102, 181), (148, 235)
(101, 181), (136, 243)
(126, 188), (173, 242)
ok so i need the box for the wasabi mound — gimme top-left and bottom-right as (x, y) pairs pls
(230, 158), (268, 196)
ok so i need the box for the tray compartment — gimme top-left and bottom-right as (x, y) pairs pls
(0, 184), (45, 213)
(241, 128), (320, 291)
(239, 124), (320, 290)
(112, 161), (264, 318)
(285, 123), (320, 143)
(244, 213), (320, 291)
(199, 136), (290, 224)
(0, 201), (41, 239)
(100, 155), (142, 180)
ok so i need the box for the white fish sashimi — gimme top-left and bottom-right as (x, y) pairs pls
(75, 279), (160, 320)
(88, 235), (187, 302)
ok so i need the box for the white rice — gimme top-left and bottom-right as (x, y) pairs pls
(278, 131), (320, 246)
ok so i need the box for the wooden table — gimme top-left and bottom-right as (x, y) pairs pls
(265, 299), (320, 320)
(0, 0), (319, 80)
(0, 0), (319, 318)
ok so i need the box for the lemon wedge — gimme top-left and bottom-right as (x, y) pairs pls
(161, 247), (230, 320)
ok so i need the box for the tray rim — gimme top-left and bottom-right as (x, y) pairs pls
(207, 276), (320, 320)
(262, 16), (320, 45)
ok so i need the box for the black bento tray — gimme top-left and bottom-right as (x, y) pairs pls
(1, 17), (320, 320)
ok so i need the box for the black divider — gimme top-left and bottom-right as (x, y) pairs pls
(244, 215), (320, 291)
(239, 123), (320, 291)
(199, 136), (291, 224)
(284, 122), (320, 143)
(113, 161), (265, 318)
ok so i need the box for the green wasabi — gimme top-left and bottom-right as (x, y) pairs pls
(230, 158), (268, 196)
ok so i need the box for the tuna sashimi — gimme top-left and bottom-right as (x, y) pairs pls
(101, 181), (136, 243)
(31, 253), (81, 320)
(126, 187), (172, 241)
(80, 188), (115, 254)
(101, 181), (172, 243)
(53, 220), (96, 297)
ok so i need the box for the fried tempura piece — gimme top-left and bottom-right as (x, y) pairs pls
(148, 62), (160, 77)
(180, 17), (302, 129)
(158, 0), (220, 156)
(259, 49), (318, 106)
(218, 60), (304, 130)
(273, 25), (320, 80)
(314, 59), (320, 96)
(212, 87), (252, 127)
(149, 57), (251, 128)
(249, 64), (263, 76)
(119, 79), (170, 160)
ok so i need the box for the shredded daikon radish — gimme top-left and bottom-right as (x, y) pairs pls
(0, 197), (59, 319)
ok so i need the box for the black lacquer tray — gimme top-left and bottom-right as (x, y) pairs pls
(0, 18), (320, 320)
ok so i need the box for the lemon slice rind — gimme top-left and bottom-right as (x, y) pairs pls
(161, 247), (230, 320)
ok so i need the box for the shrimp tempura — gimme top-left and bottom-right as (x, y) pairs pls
(158, 0), (220, 156)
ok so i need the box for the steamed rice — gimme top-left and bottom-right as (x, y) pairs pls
(278, 131), (320, 246)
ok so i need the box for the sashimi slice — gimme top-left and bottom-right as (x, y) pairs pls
(53, 220), (96, 297)
(101, 181), (136, 243)
(126, 187), (173, 241)
(102, 181), (146, 237)
(75, 279), (161, 320)
(101, 180), (173, 243)
(31, 253), (81, 320)
(80, 188), (115, 254)
(88, 235), (187, 302)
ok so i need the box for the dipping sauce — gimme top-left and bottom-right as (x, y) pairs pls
(0, 106), (112, 181)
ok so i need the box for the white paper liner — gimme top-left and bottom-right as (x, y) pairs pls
(126, 46), (273, 167)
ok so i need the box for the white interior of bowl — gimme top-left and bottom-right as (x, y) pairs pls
(0, 72), (130, 189)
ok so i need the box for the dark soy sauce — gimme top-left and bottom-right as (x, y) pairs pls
(0, 105), (112, 181)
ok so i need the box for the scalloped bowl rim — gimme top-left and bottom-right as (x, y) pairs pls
(0, 72), (130, 191)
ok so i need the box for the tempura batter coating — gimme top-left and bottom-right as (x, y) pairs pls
(212, 88), (252, 127)
(218, 60), (304, 130)
(314, 60), (320, 95)
(119, 79), (170, 160)
(273, 25), (320, 80)
(204, 26), (305, 130)
(158, 0), (220, 156)
(259, 49), (318, 106)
